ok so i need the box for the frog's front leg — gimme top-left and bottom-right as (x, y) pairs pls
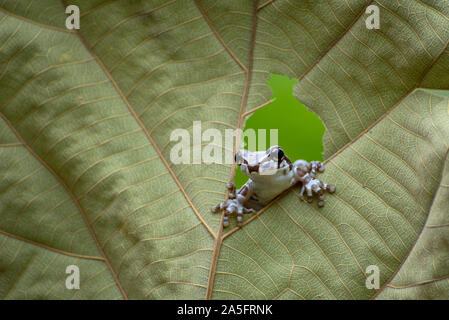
(211, 183), (255, 227)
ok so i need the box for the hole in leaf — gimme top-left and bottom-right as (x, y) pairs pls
(235, 73), (325, 188)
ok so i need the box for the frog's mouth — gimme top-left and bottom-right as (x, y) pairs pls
(246, 163), (260, 174)
(236, 149), (292, 176)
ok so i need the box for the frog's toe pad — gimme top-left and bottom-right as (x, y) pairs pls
(244, 208), (256, 214)
(211, 204), (221, 213)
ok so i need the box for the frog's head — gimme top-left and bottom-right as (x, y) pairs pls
(235, 145), (292, 177)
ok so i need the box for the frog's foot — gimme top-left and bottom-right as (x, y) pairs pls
(325, 183), (336, 194)
(211, 198), (255, 227)
(301, 178), (336, 207)
(309, 161), (325, 175)
(211, 183), (236, 213)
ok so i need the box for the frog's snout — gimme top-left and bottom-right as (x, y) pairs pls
(239, 163), (253, 176)
(235, 151), (255, 170)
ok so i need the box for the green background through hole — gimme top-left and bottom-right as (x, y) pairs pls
(235, 73), (326, 188)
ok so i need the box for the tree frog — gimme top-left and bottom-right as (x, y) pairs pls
(212, 146), (335, 227)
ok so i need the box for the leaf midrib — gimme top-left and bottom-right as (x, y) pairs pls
(202, 0), (378, 299)
(199, 0), (260, 299)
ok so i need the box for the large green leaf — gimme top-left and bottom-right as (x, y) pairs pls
(375, 149), (449, 299)
(0, 0), (448, 299)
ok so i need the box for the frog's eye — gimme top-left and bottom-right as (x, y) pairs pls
(270, 147), (284, 163)
(234, 152), (244, 165)
(276, 149), (284, 164)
